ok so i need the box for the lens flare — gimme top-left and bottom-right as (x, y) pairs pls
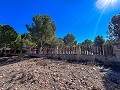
(96, 0), (117, 10)
(93, 0), (119, 37)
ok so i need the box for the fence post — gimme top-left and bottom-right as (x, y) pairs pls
(76, 46), (81, 60)
(102, 45), (104, 55)
(55, 46), (58, 58)
(39, 47), (42, 56)
(113, 45), (120, 62)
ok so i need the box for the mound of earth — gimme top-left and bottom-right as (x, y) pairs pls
(0, 57), (120, 90)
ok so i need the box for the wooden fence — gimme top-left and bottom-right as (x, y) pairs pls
(39, 45), (114, 56)
(0, 49), (27, 57)
(38, 45), (120, 64)
(0, 44), (115, 57)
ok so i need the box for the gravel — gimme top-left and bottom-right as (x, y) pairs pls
(0, 57), (120, 90)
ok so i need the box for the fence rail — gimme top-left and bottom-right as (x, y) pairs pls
(0, 49), (27, 57)
(39, 45), (114, 56)
(0, 44), (115, 57)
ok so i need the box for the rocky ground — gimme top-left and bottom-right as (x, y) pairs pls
(0, 57), (120, 90)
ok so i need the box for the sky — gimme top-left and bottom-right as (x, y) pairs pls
(0, 0), (120, 43)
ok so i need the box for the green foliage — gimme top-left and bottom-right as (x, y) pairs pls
(108, 14), (120, 41)
(63, 34), (77, 46)
(43, 36), (56, 47)
(11, 35), (23, 49)
(0, 25), (18, 48)
(11, 33), (37, 50)
(104, 39), (116, 45)
(55, 38), (65, 47)
(81, 39), (93, 47)
(2, 13), (117, 50)
(73, 40), (78, 46)
(22, 33), (37, 48)
(21, 33), (31, 40)
(94, 35), (105, 47)
(23, 39), (37, 49)
(26, 14), (56, 47)
(78, 43), (82, 46)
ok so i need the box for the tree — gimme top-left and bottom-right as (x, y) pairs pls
(0, 25), (18, 48)
(81, 39), (93, 47)
(26, 14), (56, 50)
(63, 34), (76, 46)
(94, 35), (105, 47)
(21, 33), (31, 41)
(11, 35), (23, 50)
(10, 33), (37, 55)
(55, 38), (65, 47)
(73, 40), (78, 46)
(107, 14), (120, 41)
(78, 43), (82, 46)
(21, 33), (37, 49)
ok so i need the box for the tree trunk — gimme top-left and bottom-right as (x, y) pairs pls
(1, 48), (5, 57)
(37, 41), (43, 54)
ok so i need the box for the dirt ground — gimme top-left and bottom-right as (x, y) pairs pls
(0, 57), (120, 90)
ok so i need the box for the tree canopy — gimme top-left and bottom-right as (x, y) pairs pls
(108, 14), (120, 41)
(94, 35), (105, 47)
(11, 33), (37, 50)
(11, 35), (23, 49)
(1, 13), (119, 51)
(81, 39), (93, 47)
(0, 25), (18, 48)
(21, 33), (37, 48)
(26, 14), (56, 48)
(63, 34), (77, 46)
(55, 38), (65, 47)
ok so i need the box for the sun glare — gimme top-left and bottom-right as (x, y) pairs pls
(94, 0), (118, 38)
(96, 0), (117, 10)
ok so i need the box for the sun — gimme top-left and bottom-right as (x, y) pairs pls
(96, 0), (117, 10)
(94, 0), (118, 38)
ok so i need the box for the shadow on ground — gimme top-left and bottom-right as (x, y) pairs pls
(0, 54), (41, 67)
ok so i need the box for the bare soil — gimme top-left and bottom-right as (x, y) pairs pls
(0, 57), (120, 90)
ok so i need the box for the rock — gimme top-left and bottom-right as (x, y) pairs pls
(91, 86), (101, 90)
(7, 58), (15, 63)
(31, 80), (39, 84)
(15, 73), (24, 80)
(0, 57), (120, 90)
(93, 68), (96, 71)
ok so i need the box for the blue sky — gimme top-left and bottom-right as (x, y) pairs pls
(0, 0), (120, 43)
